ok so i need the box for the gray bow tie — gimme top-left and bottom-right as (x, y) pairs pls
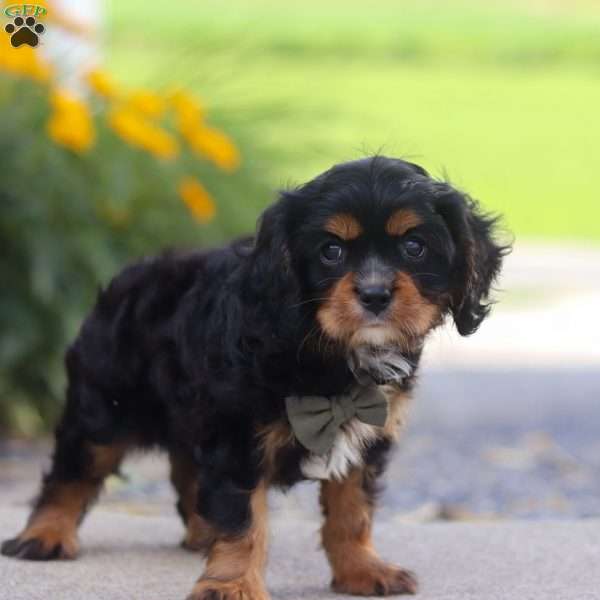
(285, 385), (388, 456)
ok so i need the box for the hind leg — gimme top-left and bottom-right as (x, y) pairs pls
(169, 450), (215, 553)
(1, 418), (128, 561)
(187, 483), (270, 600)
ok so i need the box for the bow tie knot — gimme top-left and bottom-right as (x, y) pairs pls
(285, 385), (388, 456)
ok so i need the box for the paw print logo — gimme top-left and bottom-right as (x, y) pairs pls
(4, 16), (45, 48)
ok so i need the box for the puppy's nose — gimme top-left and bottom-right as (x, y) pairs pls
(358, 285), (392, 315)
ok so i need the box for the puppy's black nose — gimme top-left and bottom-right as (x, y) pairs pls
(358, 285), (392, 315)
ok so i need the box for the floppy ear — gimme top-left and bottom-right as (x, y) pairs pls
(248, 196), (299, 308)
(435, 188), (509, 336)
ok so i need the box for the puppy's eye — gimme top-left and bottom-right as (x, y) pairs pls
(401, 237), (426, 260)
(320, 242), (345, 265)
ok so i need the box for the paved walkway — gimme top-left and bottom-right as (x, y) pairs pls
(1, 507), (599, 600)
(422, 242), (600, 368)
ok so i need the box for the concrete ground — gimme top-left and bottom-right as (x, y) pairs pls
(1, 506), (600, 600)
(1, 242), (599, 598)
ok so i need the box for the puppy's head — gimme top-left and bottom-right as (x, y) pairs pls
(253, 156), (508, 357)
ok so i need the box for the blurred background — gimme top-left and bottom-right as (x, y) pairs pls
(1, 0), (599, 521)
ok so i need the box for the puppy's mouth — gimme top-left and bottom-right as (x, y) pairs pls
(349, 320), (398, 348)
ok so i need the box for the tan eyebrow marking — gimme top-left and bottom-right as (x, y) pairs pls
(324, 213), (363, 240)
(385, 209), (422, 236)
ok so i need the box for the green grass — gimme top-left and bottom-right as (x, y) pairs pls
(106, 0), (600, 241)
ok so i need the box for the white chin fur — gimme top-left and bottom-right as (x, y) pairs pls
(351, 325), (397, 347)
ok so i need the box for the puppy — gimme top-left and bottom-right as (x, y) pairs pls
(2, 156), (507, 599)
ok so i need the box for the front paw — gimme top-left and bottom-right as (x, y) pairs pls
(1, 528), (79, 561)
(332, 561), (418, 596)
(187, 576), (270, 600)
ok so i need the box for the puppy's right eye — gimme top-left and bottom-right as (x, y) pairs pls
(320, 242), (344, 265)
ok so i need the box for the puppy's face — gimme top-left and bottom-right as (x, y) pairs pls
(291, 176), (454, 350)
(305, 205), (449, 349)
(255, 157), (506, 355)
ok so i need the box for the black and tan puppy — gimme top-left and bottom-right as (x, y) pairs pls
(2, 156), (506, 599)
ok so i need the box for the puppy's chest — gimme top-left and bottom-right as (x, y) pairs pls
(269, 384), (409, 482)
(299, 418), (380, 480)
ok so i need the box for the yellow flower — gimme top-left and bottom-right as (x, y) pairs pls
(184, 125), (241, 172)
(127, 90), (165, 118)
(46, 89), (95, 152)
(86, 69), (118, 99)
(169, 89), (241, 172)
(0, 35), (52, 81)
(108, 107), (179, 160)
(178, 177), (216, 223)
(170, 89), (205, 131)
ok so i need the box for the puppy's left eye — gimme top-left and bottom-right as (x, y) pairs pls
(320, 242), (345, 265)
(401, 237), (427, 260)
